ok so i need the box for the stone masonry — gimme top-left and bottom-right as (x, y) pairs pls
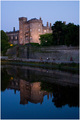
(19, 17), (52, 44)
(6, 27), (19, 45)
(6, 17), (52, 45)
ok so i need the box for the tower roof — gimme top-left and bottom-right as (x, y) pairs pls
(30, 18), (38, 20)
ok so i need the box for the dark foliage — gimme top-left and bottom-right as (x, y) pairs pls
(39, 21), (79, 46)
(1, 30), (10, 55)
(39, 33), (53, 46)
(1, 68), (11, 91)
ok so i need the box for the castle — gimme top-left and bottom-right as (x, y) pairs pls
(6, 17), (52, 45)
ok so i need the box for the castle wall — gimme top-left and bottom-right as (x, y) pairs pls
(6, 30), (19, 45)
(19, 17), (52, 44)
(6, 17), (52, 45)
(29, 22), (42, 44)
(6, 45), (79, 63)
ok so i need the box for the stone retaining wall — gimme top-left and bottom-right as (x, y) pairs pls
(6, 45), (79, 63)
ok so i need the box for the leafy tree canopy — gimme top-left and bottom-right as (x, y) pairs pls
(39, 21), (79, 46)
(39, 33), (53, 46)
(65, 23), (79, 46)
(1, 30), (10, 55)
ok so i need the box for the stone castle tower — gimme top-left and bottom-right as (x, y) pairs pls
(19, 17), (52, 44)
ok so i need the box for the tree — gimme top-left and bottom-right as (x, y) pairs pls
(39, 33), (53, 46)
(65, 23), (79, 46)
(52, 21), (79, 46)
(52, 21), (66, 45)
(1, 30), (10, 55)
(1, 68), (11, 91)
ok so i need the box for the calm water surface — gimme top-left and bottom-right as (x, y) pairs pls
(1, 65), (79, 119)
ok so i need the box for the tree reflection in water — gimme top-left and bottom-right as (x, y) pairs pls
(41, 82), (79, 107)
(1, 65), (79, 108)
(1, 68), (11, 91)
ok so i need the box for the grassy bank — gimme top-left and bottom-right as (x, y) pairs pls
(1, 60), (79, 74)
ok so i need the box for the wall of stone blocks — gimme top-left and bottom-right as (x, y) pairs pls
(6, 46), (79, 63)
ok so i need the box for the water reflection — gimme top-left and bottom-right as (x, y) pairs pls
(41, 82), (79, 107)
(1, 65), (79, 108)
(6, 79), (52, 105)
(1, 68), (11, 91)
(20, 81), (50, 105)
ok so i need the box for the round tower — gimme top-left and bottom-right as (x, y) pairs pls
(19, 17), (27, 44)
(19, 17), (27, 22)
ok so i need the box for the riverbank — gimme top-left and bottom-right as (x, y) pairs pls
(1, 59), (79, 74)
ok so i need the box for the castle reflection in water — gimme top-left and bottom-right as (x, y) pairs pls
(2, 65), (79, 107)
(7, 79), (52, 105)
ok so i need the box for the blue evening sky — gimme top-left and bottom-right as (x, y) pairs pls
(1, 1), (79, 32)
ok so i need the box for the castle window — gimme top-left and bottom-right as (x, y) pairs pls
(11, 36), (13, 39)
(15, 36), (17, 39)
(44, 30), (46, 33)
(38, 29), (40, 32)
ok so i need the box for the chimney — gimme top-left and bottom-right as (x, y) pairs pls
(13, 27), (15, 32)
(50, 23), (51, 28)
(40, 17), (41, 20)
(47, 22), (48, 27)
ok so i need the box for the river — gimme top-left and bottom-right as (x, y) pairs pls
(1, 65), (79, 119)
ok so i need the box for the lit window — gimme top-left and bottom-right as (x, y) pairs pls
(44, 30), (46, 32)
(38, 29), (40, 31)
(15, 36), (17, 39)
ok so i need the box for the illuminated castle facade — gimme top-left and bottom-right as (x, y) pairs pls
(6, 17), (52, 45)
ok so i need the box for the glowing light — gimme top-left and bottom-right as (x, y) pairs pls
(10, 77), (13, 80)
(10, 44), (13, 46)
